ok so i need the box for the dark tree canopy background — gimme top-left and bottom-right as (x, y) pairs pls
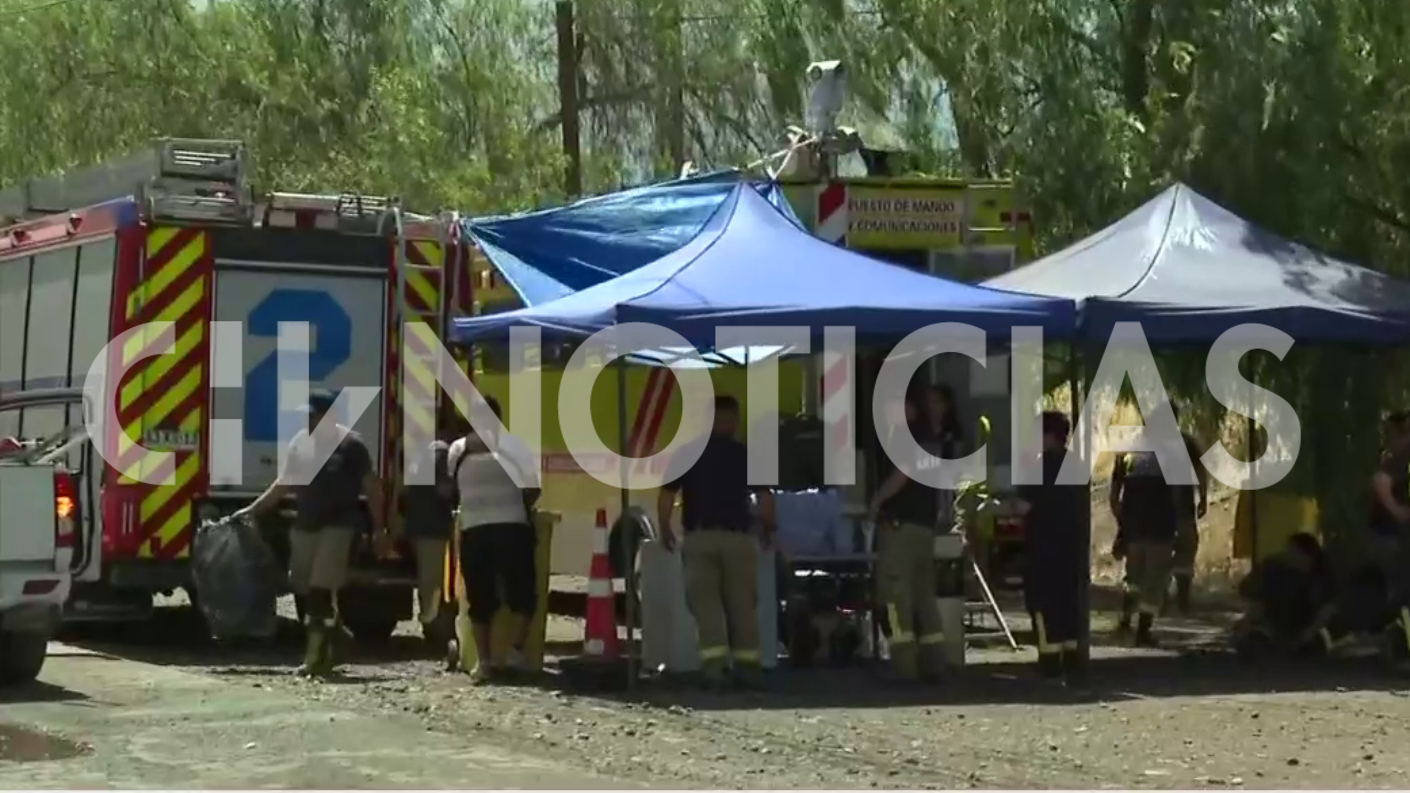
(5, 0), (1409, 543)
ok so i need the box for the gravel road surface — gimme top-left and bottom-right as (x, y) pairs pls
(3, 596), (1409, 789)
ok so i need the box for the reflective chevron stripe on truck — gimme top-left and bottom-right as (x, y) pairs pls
(111, 227), (213, 560)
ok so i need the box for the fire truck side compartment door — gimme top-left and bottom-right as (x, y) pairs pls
(209, 267), (387, 491)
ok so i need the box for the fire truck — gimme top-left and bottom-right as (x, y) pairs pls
(0, 139), (472, 642)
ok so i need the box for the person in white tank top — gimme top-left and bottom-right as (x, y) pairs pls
(446, 396), (541, 683)
(449, 430), (537, 529)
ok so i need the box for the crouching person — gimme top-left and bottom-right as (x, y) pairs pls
(235, 389), (385, 678)
(1017, 412), (1088, 687)
(1231, 533), (1336, 657)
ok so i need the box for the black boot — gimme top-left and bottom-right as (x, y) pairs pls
(1037, 652), (1063, 680)
(1135, 612), (1157, 647)
(1062, 650), (1090, 690)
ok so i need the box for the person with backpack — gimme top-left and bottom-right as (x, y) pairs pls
(447, 395), (540, 684)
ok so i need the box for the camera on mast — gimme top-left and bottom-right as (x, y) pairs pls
(804, 60), (847, 136)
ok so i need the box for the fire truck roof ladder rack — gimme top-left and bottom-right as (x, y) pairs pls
(263, 191), (434, 233)
(141, 138), (252, 224)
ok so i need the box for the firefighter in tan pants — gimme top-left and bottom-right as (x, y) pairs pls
(657, 396), (776, 690)
(235, 389), (386, 678)
(1110, 423), (1189, 647)
(869, 392), (948, 684)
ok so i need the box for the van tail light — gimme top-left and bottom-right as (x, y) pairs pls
(54, 468), (77, 549)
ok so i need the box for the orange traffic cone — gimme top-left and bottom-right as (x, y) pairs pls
(583, 508), (620, 659)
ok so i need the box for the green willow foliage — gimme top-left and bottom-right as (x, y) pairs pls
(5, 0), (1410, 541)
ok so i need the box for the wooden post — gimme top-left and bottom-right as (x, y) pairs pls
(555, 1), (582, 198)
(666, 2), (685, 172)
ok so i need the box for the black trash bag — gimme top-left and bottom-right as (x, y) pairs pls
(191, 515), (282, 641)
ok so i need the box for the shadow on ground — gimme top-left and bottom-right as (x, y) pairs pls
(562, 650), (1410, 713)
(0, 680), (89, 706)
(58, 605), (441, 673)
(52, 581), (1408, 712)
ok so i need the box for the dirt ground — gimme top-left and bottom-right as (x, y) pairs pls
(0, 452), (1381, 790)
(2, 582), (1408, 790)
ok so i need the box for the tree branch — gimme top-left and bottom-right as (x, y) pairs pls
(1343, 189), (1410, 239)
(999, 91), (1046, 140)
(533, 86), (657, 132)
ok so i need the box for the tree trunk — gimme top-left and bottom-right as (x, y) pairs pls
(1121, 0), (1154, 118)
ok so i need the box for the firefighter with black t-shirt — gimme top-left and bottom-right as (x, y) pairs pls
(1370, 413), (1410, 594)
(235, 389), (386, 678)
(658, 396), (776, 690)
(869, 391), (948, 683)
(1368, 412), (1410, 662)
(1109, 411), (1190, 647)
(1017, 412), (1087, 686)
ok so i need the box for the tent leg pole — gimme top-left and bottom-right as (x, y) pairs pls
(1068, 347), (1092, 665)
(1247, 353), (1260, 564)
(617, 358), (636, 691)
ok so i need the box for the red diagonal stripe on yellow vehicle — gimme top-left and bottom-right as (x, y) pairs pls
(114, 227), (210, 561)
(635, 372), (676, 473)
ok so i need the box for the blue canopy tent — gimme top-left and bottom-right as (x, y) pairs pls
(454, 182), (1077, 687)
(984, 183), (1410, 344)
(453, 182), (1077, 348)
(466, 170), (803, 308)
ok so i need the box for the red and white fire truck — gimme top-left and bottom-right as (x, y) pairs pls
(0, 139), (474, 642)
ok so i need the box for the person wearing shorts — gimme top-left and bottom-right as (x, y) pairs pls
(236, 388), (385, 678)
(449, 396), (539, 684)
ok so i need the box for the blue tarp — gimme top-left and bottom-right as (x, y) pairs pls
(984, 183), (1410, 344)
(452, 183), (1077, 348)
(465, 170), (802, 308)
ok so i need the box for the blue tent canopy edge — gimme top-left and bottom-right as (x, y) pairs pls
(463, 169), (802, 309)
(452, 182), (1078, 350)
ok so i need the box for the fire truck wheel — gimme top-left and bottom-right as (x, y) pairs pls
(0, 628), (49, 686)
